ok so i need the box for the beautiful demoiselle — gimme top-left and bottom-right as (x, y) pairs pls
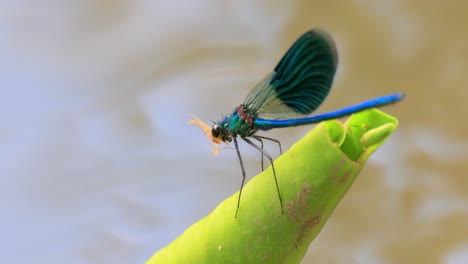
(189, 29), (403, 218)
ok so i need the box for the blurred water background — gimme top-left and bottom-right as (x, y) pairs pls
(1, 1), (467, 263)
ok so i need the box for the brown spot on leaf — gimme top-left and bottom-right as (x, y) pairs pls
(338, 170), (351, 184)
(312, 215), (321, 224)
(295, 214), (323, 248)
(330, 160), (353, 185)
(285, 183), (324, 247)
(287, 184), (312, 222)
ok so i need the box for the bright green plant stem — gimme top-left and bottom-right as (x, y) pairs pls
(148, 109), (399, 264)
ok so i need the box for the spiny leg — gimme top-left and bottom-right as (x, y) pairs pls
(253, 135), (283, 155)
(253, 135), (283, 172)
(253, 137), (265, 171)
(233, 138), (247, 218)
(243, 137), (284, 215)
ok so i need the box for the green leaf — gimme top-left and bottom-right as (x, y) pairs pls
(148, 108), (399, 264)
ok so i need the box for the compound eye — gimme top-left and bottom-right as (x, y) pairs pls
(211, 124), (220, 138)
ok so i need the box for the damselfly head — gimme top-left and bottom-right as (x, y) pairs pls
(211, 124), (232, 144)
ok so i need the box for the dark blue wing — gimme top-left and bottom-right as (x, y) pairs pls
(243, 29), (338, 119)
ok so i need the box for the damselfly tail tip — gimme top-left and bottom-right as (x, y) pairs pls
(398, 93), (406, 101)
(387, 93), (406, 104)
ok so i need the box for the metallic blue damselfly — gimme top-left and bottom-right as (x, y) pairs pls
(189, 29), (404, 218)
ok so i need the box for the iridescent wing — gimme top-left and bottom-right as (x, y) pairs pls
(243, 29), (338, 119)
